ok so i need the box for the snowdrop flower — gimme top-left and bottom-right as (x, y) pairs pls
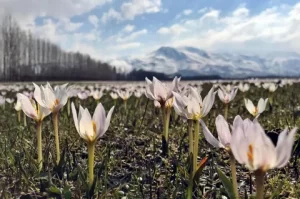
(218, 85), (238, 104)
(145, 76), (180, 107)
(173, 86), (216, 120)
(230, 115), (297, 171)
(238, 83), (250, 92)
(71, 102), (114, 143)
(244, 98), (268, 117)
(200, 115), (231, 150)
(16, 93), (51, 122)
(33, 82), (68, 113)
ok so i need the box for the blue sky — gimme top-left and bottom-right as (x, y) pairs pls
(1, 0), (300, 64)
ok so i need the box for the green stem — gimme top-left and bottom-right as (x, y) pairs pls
(193, 120), (200, 173)
(23, 112), (27, 127)
(224, 103), (229, 120)
(187, 119), (194, 199)
(88, 141), (96, 190)
(124, 100), (127, 110)
(162, 107), (171, 156)
(230, 152), (239, 199)
(67, 99), (71, 116)
(37, 121), (43, 172)
(188, 120), (194, 157)
(17, 111), (21, 123)
(53, 112), (60, 165)
(254, 170), (265, 199)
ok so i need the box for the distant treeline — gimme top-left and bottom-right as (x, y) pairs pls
(0, 15), (117, 81)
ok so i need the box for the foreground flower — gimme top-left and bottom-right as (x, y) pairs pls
(244, 98), (268, 117)
(200, 115), (239, 198)
(17, 93), (51, 172)
(33, 82), (68, 164)
(230, 115), (297, 199)
(145, 76), (181, 156)
(71, 102), (114, 189)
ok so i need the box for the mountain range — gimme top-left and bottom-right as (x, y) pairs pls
(113, 46), (300, 78)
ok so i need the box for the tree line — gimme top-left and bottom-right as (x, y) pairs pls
(0, 15), (118, 81)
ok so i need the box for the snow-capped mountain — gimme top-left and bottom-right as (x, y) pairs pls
(112, 46), (300, 78)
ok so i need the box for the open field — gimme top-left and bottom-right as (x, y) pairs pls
(0, 79), (300, 199)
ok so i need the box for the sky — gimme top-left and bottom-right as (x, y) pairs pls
(0, 0), (300, 63)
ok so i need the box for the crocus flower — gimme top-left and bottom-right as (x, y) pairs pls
(244, 98), (268, 117)
(218, 85), (238, 104)
(117, 89), (132, 101)
(78, 90), (89, 100)
(6, 98), (15, 104)
(14, 97), (22, 111)
(71, 102), (114, 189)
(268, 83), (278, 92)
(230, 115), (297, 171)
(145, 76), (180, 107)
(238, 83), (250, 92)
(92, 89), (103, 100)
(16, 93), (51, 122)
(200, 115), (231, 150)
(71, 102), (114, 143)
(110, 92), (118, 100)
(173, 86), (216, 120)
(33, 82), (68, 113)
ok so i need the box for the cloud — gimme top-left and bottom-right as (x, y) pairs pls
(157, 24), (188, 36)
(101, 0), (162, 23)
(101, 8), (122, 23)
(109, 59), (133, 73)
(116, 29), (147, 42)
(88, 15), (99, 28)
(183, 9), (193, 16)
(156, 3), (300, 53)
(123, 24), (135, 32)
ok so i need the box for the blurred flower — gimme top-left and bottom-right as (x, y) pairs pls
(16, 93), (51, 122)
(238, 83), (250, 92)
(244, 98), (268, 117)
(5, 98), (14, 104)
(33, 82), (68, 113)
(173, 86), (216, 120)
(117, 89), (132, 101)
(92, 89), (103, 100)
(110, 92), (118, 100)
(230, 115), (297, 171)
(14, 97), (22, 111)
(218, 85), (238, 104)
(71, 102), (114, 143)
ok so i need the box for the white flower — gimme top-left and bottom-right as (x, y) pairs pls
(218, 85), (238, 104)
(244, 98), (268, 117)
(71, 102), (114, 143)
(33, 82), (68, 113)
(173, 86), (216, 120)
(17, 93), (51, 122)
(230, 115), (297, 171)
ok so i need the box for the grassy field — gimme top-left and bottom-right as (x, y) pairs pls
(0, 81), (300, 199)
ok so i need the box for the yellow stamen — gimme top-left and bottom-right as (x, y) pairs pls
(247, 144), (254, 168)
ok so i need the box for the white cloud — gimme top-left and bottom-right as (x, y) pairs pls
(101, 0), (162, 23)
(109, 59), (133, 73)
(183, 9), (193, 16)
(117, 29), (147, 42)
(101, 8), (122, 23)
(123, 24), (135, 32)
(198, 7), (208, 14)
(88, 15), (99, 28)
(157, 24), (188, 35)
(115, 42), (142, 50)
(156, 3), (300, 53)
